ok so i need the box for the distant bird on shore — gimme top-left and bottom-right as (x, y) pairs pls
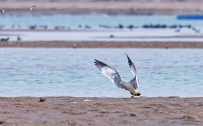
(94, 54), (141, 98)
(29, 25), (37, 30)
(175, 28), (180, 32)
(17, 36), (21, 41)
(109, 35), (114, 38)
(1, 9), (9, 14)
(0, 37), (9, 42)
(1, 10), (5, 13)
(29, 6), (36, 11)
(191, 27), (200, 33)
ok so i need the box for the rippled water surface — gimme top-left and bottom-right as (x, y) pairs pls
(0, 48), (203, 97)
(1, 14), (203, 41)
(1, 14), (203, 28)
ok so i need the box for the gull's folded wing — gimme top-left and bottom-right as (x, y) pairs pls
(94, 59), (123, 88)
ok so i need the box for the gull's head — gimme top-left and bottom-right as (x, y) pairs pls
(136, 93), (141, 96)
(132, 92), (141, 96)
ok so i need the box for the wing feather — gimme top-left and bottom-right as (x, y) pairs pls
(94, 59), (123, 88)
(126, 54), (139, 89)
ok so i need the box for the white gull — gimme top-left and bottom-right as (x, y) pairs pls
(94, 54), (141, 98)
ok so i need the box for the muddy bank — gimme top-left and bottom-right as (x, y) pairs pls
(0, 96), (203, 125)
(1, 41), (203, 48)
(1, 0), (203, 15)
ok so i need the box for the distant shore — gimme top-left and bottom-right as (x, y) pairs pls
(1, 41), (203, 48)
(0, 96), (203, 125)
(0, 0), (203, 15)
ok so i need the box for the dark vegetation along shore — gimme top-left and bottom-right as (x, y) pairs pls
(1, 41), (203, 48)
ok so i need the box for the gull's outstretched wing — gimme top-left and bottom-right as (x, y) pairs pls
(126, 54), (137, 76)
(126, 54), (139, 89)
(94, 59), (123, 88)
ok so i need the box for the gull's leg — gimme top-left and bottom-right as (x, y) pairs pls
(131, 93), (135, 98)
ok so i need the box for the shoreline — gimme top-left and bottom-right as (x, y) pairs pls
(0, 0), (203, 15)
(0, 96), (203, 125)
(1, 41), (203, 48)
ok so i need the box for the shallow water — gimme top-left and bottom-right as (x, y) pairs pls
(1, 14), (203, 41)
(2, 29), (203, 42)
(1, 14), (203, 29)
(0, 48), (203, 97)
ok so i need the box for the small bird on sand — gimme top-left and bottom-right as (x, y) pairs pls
(1, 9), (8, 14)
(17, 36), (21, 41)
(94, 54), (141, 98)
(29, 6), (36, 11)
(1, 9), (9, 13)
(1, 10), (5, 13)
(0, 37), (10, 41)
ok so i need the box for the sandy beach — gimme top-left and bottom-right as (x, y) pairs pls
(1, 0), (203, 15)
(1, 41), (203, 48)
(0, 96), (203, 125)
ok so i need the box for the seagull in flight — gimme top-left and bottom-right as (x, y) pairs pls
(29, 6), (36, 11)
(94, 54), (141, 98)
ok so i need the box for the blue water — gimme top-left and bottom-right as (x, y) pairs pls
(1, 14), (203, 42)
(0, 48), (203, 97)
(1, 14), (203, 29)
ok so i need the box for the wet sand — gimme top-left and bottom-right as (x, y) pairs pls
(1, 41), (203, 48)
(1, 0), (203, 15)
(0, 97), (203, 125)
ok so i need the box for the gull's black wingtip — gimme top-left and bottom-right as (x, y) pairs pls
(126, 53), (133, 66)
(94, 59), (100, 62)
(125, 53), (130, 59)
(94, 59), (102, 64)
